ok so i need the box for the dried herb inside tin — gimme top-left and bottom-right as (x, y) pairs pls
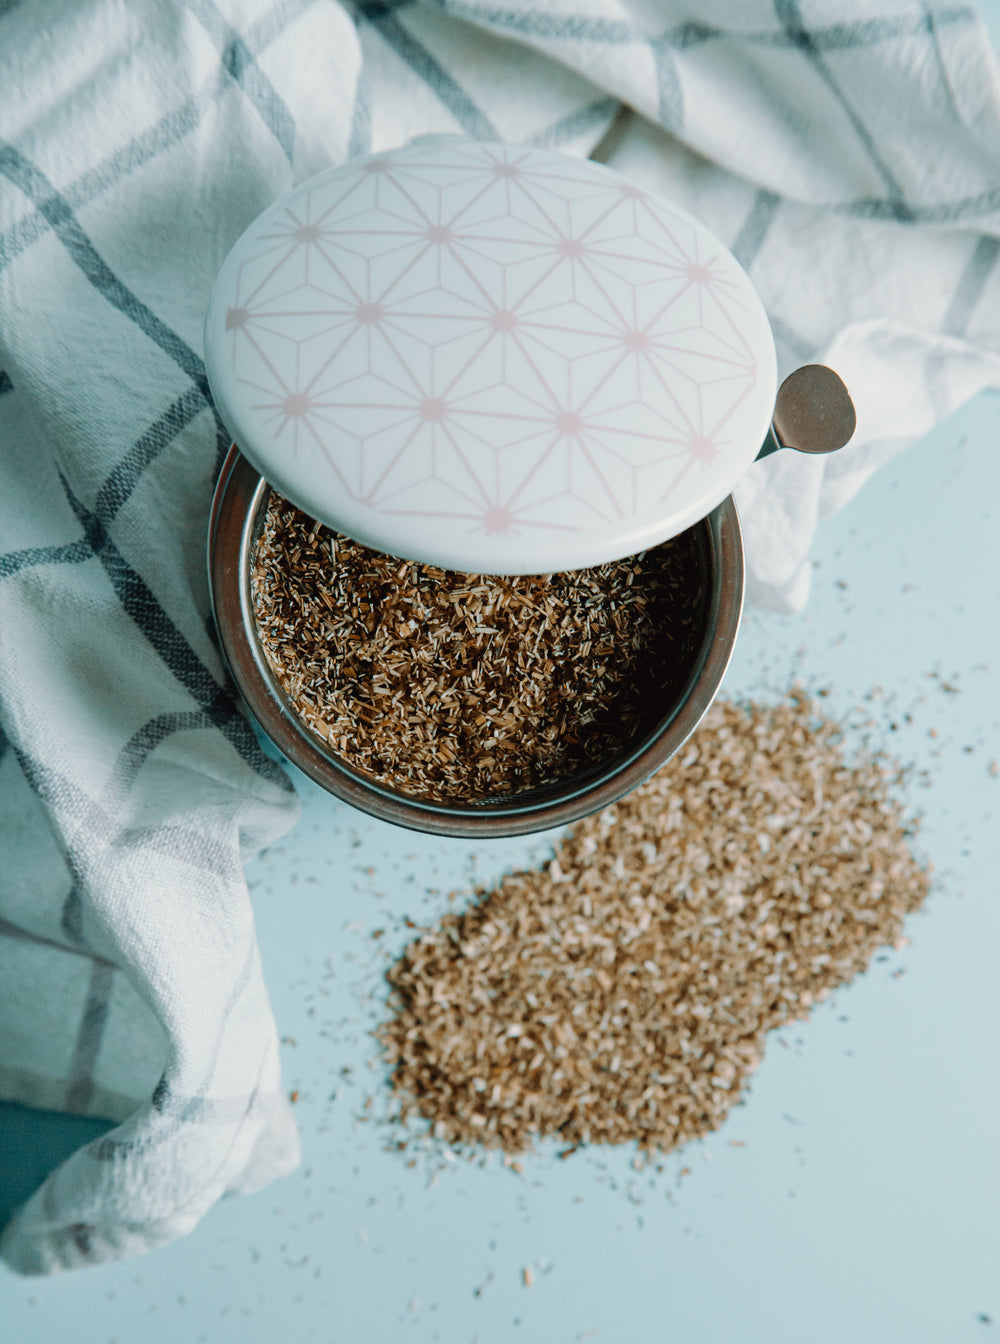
(250, 494), (707, 801)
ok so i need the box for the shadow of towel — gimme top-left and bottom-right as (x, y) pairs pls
(0, 1100), (114, 1233)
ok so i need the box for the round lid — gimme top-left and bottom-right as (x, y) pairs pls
(204, 137), (776, 574)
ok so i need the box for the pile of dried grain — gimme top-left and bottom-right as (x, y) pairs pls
(377, 690), (930, 1154)
(251, 495), (706, 801)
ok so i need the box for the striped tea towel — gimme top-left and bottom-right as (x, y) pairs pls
(2, 0), (1000, 1275)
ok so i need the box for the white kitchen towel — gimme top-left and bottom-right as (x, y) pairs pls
(1, 0), (999, 1275)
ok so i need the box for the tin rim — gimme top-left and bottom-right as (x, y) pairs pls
(208, 446), (744, 837)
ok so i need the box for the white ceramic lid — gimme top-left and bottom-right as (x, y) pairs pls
(205, 137), (776, 574)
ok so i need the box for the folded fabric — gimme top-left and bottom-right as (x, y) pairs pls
(2, 0), (999, 1275)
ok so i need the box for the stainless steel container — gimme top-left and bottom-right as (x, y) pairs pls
(203, 137), (851, 837)
(208, 446), (743, 837)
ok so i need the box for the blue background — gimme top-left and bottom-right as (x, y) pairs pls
(4, 370), (998, 1344)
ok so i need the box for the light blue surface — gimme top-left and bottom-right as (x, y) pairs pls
(3, 389), (1000, 1340)
(4, 382), (1000, 1342)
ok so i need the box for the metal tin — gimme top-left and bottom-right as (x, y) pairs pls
(208, 445), (744, 837)
(200, 136), (817, 837)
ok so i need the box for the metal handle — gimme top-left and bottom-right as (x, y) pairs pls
(756, 364), (857, 462)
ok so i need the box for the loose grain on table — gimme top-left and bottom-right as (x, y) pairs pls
(377, 690), (930, 1156)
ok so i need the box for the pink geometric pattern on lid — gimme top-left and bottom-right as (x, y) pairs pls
(206, 138), (776, 572)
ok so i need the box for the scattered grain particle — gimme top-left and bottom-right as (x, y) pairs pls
(522, 1268), (533, 1288)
